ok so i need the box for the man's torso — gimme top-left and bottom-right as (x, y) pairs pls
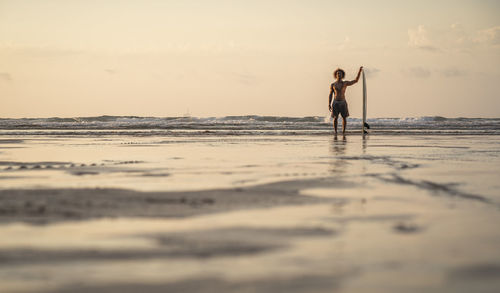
(332, 81), (347, 101)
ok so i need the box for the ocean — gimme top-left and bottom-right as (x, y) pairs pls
(1, 115), (499, 136)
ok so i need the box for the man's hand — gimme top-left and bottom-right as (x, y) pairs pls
(329, 105), (332, 112)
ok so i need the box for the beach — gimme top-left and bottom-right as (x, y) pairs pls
(1, 116), (500, 292)
(2, 0), (499, 291)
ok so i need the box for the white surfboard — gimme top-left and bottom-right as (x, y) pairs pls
(362, 71), (369, 134)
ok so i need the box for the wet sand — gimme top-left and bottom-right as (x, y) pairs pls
(1, 134), (500, 293)
(0, 178), (340, 224)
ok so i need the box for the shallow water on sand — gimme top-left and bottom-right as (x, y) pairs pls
(0, 134), (500, 292)
(1, 135), (499, 197)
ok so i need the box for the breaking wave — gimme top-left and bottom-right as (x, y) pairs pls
(0, 116), (498, 136)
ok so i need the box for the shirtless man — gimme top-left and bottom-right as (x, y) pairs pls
(328, 66), (363, 134)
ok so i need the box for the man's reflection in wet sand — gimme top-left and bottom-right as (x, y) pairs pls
(329, 134), (348, 174)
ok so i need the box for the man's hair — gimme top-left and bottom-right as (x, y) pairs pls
(334, 68), (345, 79)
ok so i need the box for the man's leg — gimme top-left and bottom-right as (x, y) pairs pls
(342, 117), (347, 134)
(333, 116), (338, 134)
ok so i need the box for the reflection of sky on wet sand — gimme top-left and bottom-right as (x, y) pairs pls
(1, 134), (500, 292)
(1, 190), (500, 292)
(1, 136), (340, 191)
(1, 134), (499, 196)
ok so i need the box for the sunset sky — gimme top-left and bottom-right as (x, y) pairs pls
(1, 0), (499, 118)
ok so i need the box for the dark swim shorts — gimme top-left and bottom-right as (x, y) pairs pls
(331, 100), (349, 118)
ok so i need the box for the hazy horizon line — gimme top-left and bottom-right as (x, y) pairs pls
(1, 115), (499, 119)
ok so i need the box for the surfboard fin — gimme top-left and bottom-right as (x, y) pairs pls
(364, 122), (371, 129)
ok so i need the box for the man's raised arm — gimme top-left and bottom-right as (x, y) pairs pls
(346, 66), (363, 86)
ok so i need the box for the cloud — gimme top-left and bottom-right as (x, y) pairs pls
(0, 72), (12, 82)
(474, 26), (500, 47)
(363, 68), (381, 78)
(402, 67), (431, 78)
(0, 41), (248, 60)
(408, 25), (440, 52)
(232, 72), (258, 86)
(408, 24), (500, 53)
(402, 66), (469, 78)
(336, 36), (351, 51)
(438, 67), (468, 78)
(0, 43), (84, 58)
